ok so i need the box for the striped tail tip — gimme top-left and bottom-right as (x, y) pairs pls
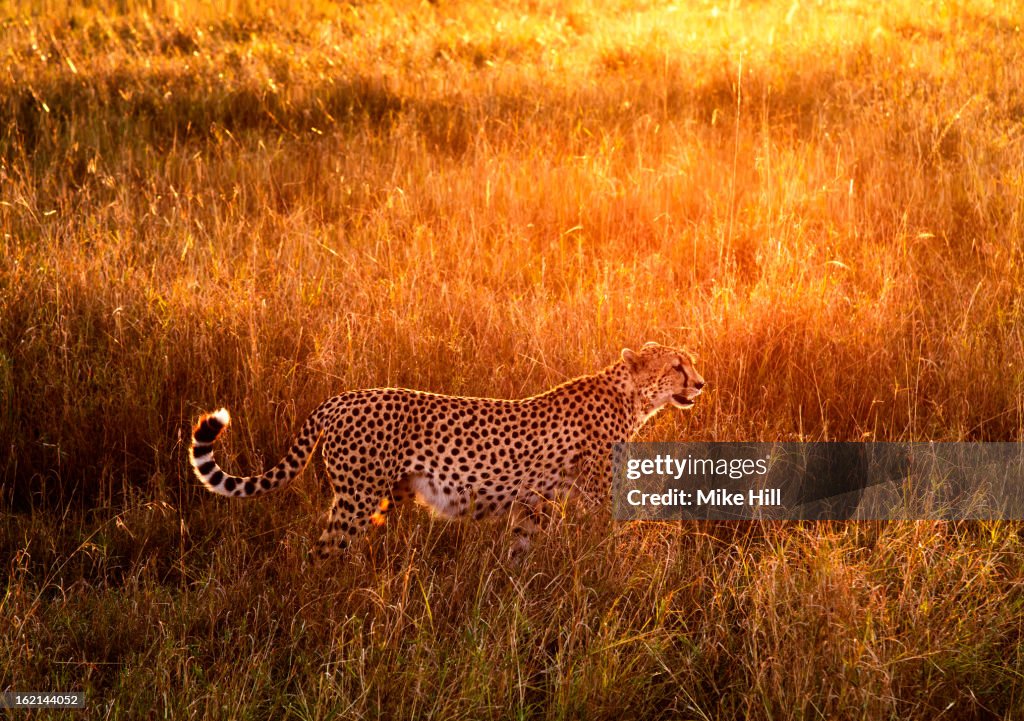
(190, 408), (232, 493)
(193, 408), (231, 444)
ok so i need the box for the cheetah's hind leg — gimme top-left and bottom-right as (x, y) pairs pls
(312, 475), (412, 561)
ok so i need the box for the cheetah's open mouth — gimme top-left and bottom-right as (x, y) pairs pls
(672, 393), (697, 408)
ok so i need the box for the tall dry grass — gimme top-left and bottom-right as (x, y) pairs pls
(2, 0), (1024, 718)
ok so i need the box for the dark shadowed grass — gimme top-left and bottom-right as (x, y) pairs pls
(3, 0), (1024, 717)
(5, 501), (1024, 719)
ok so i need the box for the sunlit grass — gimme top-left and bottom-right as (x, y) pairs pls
(2, 0), (1024, 717)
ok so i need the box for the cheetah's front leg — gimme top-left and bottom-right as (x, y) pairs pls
(507, 495), (555, 560)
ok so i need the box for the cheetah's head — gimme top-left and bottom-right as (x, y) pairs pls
(621, 342), (705, 413)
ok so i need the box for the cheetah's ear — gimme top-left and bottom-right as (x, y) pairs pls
(642, 341), (658, 348)
(621, 348), (640, 371)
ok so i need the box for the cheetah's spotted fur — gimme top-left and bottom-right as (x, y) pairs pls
(189, 342), (704, 559)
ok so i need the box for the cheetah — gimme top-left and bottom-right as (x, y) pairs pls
(189, 342), (704, 559)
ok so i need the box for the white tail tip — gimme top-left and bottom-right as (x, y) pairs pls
(212, 407), (231, 426)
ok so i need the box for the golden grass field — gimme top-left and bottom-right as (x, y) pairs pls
(3, 0), (1024, 717)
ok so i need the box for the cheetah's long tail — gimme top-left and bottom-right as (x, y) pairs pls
(189, 407), (323, 498)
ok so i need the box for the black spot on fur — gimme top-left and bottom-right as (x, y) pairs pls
(193, 418), (222, 443)
(223, 476), (236, 492)
(197, 460), (216, 475)
(209, 470), (225, 487)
